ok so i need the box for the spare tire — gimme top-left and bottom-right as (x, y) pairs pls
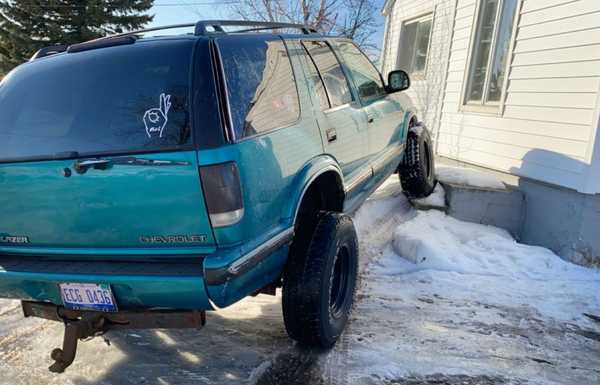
(399, 122), (436, 198)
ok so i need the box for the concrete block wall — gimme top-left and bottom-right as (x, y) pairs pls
(442, 182), (525, 239)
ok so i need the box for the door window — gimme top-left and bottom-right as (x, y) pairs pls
(302, 41), (353, 108)
(337, 41), (387, 104)
(297, 42), (330, 110)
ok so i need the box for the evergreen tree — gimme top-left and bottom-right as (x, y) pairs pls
(0, 0), (154, 74)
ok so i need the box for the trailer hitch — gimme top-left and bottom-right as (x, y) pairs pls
(49, 313), (109, 373)
(21, 301), (206, 373)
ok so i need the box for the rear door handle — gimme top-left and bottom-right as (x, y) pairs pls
(367, 114), (375, 124)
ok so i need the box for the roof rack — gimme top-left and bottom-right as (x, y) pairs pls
(30, 44), (68, 60)
(104, 20), (316, 40)
(194, 20), (318, 35)
(30, 20), (317, 60)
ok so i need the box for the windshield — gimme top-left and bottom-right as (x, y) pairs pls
(0, 39), (195, 162)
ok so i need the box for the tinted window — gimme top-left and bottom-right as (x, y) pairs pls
(297, 42), (330, 110)
(337, 42), (386, 104)
(218, 37), (300, 138)
(303, 41), (352, 108)
(0, 40), (196, 162)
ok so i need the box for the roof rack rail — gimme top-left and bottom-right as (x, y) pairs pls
(30, 44), (68, 61)
(193, 20), (317, 35)
(86, 20), (316, 41)
(30, 20), (317, 61)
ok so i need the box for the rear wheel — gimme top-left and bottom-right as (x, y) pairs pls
(399, 123), (436, 198)
(282, 212), (358, 347)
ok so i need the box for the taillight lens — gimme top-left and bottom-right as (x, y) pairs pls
(199, 162), (244, 228)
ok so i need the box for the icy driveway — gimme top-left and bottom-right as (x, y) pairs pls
(1, 177), (599, 385)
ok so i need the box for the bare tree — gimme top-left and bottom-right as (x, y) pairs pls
(229, 0), (378, 51)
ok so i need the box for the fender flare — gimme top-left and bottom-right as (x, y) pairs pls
(284, 155), (344, 228)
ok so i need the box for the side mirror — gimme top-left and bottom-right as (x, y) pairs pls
(387, 70), (410, 93)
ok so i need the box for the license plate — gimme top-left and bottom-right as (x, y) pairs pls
(59, 283), (118, 312)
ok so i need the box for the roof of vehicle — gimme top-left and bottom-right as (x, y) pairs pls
(30, 20), (325, 61)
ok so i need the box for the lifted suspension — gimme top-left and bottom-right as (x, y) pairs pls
(21, 301), (206, 373)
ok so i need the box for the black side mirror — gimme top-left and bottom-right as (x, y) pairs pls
(387, 70), (410, 93)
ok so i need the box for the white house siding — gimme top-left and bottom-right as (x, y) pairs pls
(384, 0), (600, 194)
(440, 0), (600, 193)
(382, 0), (456, 131)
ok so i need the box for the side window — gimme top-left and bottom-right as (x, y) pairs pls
(337, 42), (386, 104)
(298, 42), (330, 111)
(398, 14), (433, 77)
(465, 0), (518, 106)
(218, 37), (300, 138)
(302, 41), (352, 108)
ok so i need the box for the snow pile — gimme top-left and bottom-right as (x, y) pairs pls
(437, 165), (505, 190)
(382, 210), (600, 322)
(410, 183), (446, 208)
(390, 210), (596, 280)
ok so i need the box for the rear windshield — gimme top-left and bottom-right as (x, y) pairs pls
(0, 39), (195, 162)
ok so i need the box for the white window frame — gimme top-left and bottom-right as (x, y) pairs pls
(396, 13), (434, 80)
(460, 0), (521, 115)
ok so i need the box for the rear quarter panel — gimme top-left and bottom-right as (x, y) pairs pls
(201, 39), (330, 306)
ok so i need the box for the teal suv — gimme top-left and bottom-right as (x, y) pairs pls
(0, 20), (436, 362)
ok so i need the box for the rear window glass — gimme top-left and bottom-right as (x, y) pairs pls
(218, 37), (300, 138)
(0, 40), (195, 162)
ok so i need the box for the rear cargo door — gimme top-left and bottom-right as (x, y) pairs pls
(0, 39), (220, 256)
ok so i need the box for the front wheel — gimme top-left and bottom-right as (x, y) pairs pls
(399, 123), (437, 198)
(282, 212), (358, 348)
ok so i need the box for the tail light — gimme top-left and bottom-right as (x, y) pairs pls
(199, 162), (244, 228)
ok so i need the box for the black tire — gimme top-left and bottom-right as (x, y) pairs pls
(399, 123), (436, 198)
(282, 212), (358, 348)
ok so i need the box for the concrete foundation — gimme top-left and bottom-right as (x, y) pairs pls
(442, 182), (525, 239)
(519, 179), (600, 268)
(436, 156), (600, 267)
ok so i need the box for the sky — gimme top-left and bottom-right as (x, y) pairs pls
(147, 0), (387, 52)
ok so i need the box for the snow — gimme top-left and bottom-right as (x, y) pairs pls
(345, 183), (600, 384)
(385, 209), (600, 322)
(410, 182), (446, 208)
(437, 165), (506, 190)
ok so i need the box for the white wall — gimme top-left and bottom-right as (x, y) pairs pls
(383, 0), (600, 194)
(382, 0), (456, 133)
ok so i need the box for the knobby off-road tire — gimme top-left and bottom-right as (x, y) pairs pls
(282, 212), (359, 348)
(399, 124), (437, 198)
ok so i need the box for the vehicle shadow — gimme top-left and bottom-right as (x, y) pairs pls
(66, 295), (331, 385)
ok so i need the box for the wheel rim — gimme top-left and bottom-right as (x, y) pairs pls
(329, 245), (350, 319)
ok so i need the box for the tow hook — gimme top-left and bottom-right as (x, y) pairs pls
(21, 301), (206, 373)
(49, 314), (109, 373)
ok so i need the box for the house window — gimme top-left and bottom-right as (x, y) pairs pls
(465, 0), (518, 106)
(397, 14), (433, 77)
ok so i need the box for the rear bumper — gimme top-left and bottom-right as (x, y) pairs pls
(0, 257), (213, 310)
(0, 226), (295, 311)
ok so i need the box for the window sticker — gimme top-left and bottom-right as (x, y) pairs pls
(143, 93), (172, 138)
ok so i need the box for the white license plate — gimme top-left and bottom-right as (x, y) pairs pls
(59, 283), (118, 312)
